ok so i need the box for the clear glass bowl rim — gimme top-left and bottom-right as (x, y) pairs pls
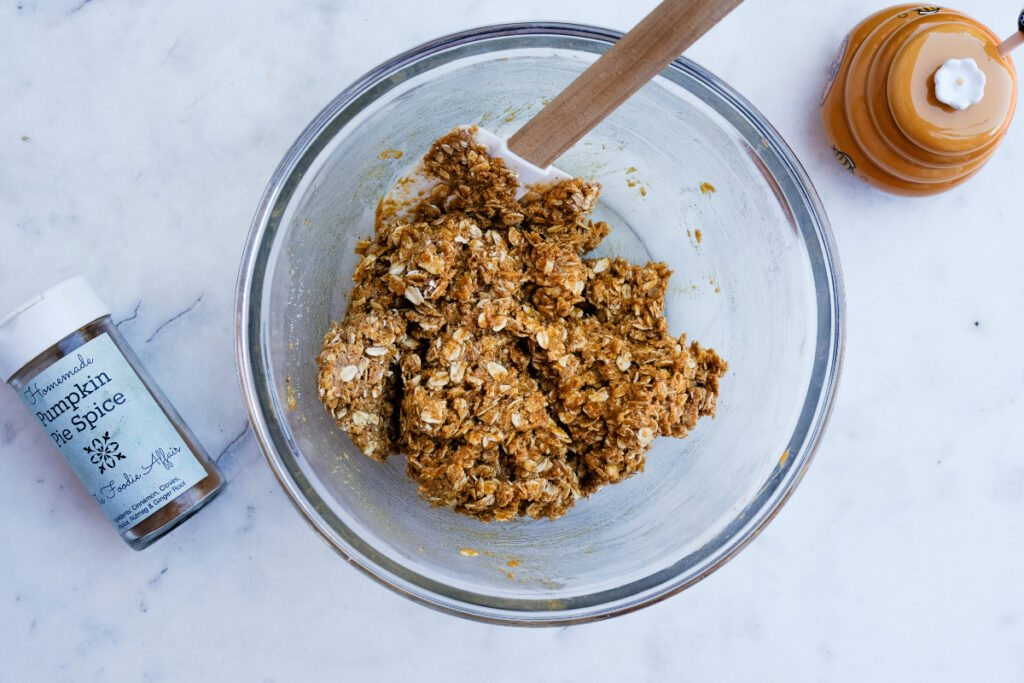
(235, 21), (846, 626)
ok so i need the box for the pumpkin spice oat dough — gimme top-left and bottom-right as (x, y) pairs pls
(316, 127), (726, 522)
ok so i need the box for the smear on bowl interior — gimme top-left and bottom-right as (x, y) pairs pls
(315, 127), (726, 522)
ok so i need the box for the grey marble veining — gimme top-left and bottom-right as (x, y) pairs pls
(2, 0), (1023, 680)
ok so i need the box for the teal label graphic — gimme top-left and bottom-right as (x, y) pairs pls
(18, 333), (206, 532)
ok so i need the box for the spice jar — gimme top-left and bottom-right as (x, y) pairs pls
(821, 5), (1018, 195)
(0, 277), (225, 550)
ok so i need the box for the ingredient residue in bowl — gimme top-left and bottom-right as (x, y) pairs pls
(315, 127), (726, 522)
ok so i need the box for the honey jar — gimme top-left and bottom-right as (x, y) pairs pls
(822, 5), (1018, 195)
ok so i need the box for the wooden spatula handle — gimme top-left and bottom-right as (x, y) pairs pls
(507, 0), (744, 169)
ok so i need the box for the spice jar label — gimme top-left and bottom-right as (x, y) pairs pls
(16, 333), (207, 532)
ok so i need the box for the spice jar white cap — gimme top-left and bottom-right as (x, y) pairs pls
(0, 277), (110, 382)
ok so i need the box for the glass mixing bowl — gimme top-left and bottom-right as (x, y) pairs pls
(236, 23), (844, 624)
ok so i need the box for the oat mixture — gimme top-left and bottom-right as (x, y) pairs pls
(316, 127), (726, 521)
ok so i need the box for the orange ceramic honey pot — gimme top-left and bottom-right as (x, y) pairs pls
(822, 5), (1019, 195)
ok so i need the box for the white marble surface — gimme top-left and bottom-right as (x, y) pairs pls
(2, 0), (1022, 680)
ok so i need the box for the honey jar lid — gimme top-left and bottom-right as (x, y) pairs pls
(887, 20), (1016, 156)
(0, 277), (110, 381)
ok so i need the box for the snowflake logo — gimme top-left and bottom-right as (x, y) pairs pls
(83, 432), (126, 474)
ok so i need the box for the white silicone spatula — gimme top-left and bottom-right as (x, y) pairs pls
(392, 0), (744, 204)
